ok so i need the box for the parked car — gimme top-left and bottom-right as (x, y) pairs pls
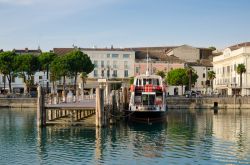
(185, 91), (198, 98)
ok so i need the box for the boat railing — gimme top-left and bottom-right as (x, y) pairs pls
(130, 84), (164, 92)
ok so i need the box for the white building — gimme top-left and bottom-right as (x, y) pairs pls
(213, 42), (250, 96)
(189, 61), (213, 95)
(81, 48), (135, 79)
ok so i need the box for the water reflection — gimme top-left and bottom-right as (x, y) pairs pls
(1, 108), (250, 164)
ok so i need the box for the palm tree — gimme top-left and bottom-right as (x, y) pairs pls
(186, 66), (194, 91)
(207, 71), (216, 94)
(237, 64), (246, 95)
(80, 72), (88, 100)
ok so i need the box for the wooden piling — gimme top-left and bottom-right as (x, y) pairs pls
(96, 87), (105, 127)
(37, 85), (46, 127)
(122, 87), (128, 110)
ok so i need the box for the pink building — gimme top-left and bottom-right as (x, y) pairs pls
(134, 61), (184, 76)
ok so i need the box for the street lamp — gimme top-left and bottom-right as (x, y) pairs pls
(231, 83), (237, 109)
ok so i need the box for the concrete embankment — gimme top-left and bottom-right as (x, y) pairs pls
(166, 97), (250, 109)
(1, 96), (250, 109)
(0, 98), (37, 108)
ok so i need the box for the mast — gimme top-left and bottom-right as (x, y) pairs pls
(146, 49), (149, 76)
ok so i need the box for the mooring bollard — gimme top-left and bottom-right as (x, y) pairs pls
(214, 102), (218, 114)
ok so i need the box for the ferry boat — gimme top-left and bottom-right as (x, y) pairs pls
(126, 55), (167, 123)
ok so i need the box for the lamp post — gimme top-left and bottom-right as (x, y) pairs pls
(231, 83), (237, 110)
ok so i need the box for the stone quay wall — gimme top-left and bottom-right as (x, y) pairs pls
(166, 97), (250, 109)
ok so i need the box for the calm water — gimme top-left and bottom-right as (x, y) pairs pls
(1, 108), (250, 165)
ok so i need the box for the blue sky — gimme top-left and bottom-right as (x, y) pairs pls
(0, 0), (250, 51)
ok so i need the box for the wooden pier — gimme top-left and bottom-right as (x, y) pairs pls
(37, 83), (129, 128)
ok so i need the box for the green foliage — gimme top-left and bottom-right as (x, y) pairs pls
(66, 50), (94, 75)
(129, 77), (134, 84)
(237, 63), (246, 89)
(207, 71), (216, 80)
(166, 68), (188, 86)
(156, 70), (166, 79)
(237, 64), (246, 75)
(16, 54), (40, 78)
(166, 68), (198, 87)
(0, 51), (17, 93)
(38, 52), (57, 71)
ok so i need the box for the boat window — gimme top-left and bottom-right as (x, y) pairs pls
(143, 79), (152, 85)
(142, 94), (155, 105)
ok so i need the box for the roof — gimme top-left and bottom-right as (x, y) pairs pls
(185, 59), (213, 67)
(229, 42), (250, 51)
(53, 48), (74, 56)
(13, 48), (42, 54)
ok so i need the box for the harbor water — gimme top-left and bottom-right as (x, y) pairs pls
(1, 108), (250, 165)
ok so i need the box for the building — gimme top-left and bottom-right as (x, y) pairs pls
(81, 48), (135, 79)
(213, 42), (250, 96)
(186, 60), (213, 94)
(166, 45), (213, 62)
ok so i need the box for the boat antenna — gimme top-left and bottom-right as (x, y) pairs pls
(146, 49), (149, 76)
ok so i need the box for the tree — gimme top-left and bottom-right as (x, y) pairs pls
(0, 51), (17, 93)
(16, 54), (40, 94)
(237, 63), (246, 95)
(167, 68), (198, 95)
(156, 70), (166, 79)
(66, 50), (94, 95)
(207, 71), (216, 93)
(80, 72), (88, 99)
(38, 52), (57, 93)
(186, 66), (194, 91)
(166, 68), (188, 95)
(129, 77), (134, 85)
(50, 56), (70, 92)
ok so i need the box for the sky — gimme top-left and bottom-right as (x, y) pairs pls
(0, 0), (250, 51)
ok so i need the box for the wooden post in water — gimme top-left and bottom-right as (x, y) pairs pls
(96, 87), (105, 127)
(37, 85), (46, 127)
(122, 87), (128, 110)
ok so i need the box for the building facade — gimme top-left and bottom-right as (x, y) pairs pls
(81, 48), (135, 79)
(213, 43), (250, 96)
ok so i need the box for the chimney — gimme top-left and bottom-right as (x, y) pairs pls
(111, 45), (113, 49)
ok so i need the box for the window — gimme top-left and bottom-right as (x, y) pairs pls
(227, 66), (230, 73)
(107, 54), (110, 58)
(113, 61), (118, 68)
(101, 70), (104, 77)
(203, 73), (205, 78)
(94, 60), (98, 68)
(39, 76), (43, 80)
(113, 70), (117, 77)
(124, 70), (128, 77)
(124, 61), (128, 69)
(112, 54), (119, 58)
(107, 70), (110, 78)
(123, 54), (130, 58)
(101, 61), (104, 68)
(94, 70), (98, 77)
(107, 61), (110, 67)
(136, 67), (140, 73)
